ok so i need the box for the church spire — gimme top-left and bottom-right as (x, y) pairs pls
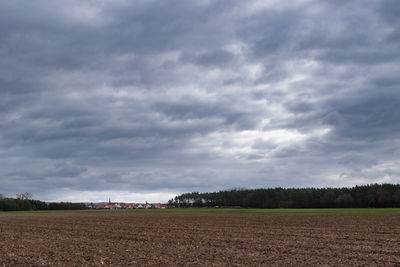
(109, 197), (111, 204)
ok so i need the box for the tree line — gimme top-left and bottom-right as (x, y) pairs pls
(169, 184), (400, 208)
(0, 193), (86, 211)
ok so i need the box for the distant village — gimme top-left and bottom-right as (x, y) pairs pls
(86, 199), (168, 209)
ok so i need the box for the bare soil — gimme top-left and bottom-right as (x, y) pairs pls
(0, 211), (399, 266)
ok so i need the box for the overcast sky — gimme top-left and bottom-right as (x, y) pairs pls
(1, 0), (399, 202)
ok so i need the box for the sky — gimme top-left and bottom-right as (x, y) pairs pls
(1, 0), (399, 202)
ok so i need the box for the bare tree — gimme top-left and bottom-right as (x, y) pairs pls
(0, 193), (4, 199)
(16, 192), (33, 200)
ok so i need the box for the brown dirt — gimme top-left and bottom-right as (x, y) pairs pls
(0, 211), (399, 266)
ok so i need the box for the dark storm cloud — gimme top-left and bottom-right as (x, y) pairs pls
(0, 0), (399, 201)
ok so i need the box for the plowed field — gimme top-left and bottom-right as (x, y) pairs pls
(1, 211), (399, 266)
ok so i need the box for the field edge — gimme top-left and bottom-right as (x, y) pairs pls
(2, 208), (400, 214)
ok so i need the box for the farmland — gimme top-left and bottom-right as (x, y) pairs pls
(1, 210), (400, 266)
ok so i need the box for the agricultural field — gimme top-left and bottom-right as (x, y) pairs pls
(1, 210), (400, 266)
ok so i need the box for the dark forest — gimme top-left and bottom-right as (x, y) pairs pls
(169, 184), (400, 208)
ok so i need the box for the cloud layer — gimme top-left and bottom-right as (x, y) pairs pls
(1, 0), (399, 202)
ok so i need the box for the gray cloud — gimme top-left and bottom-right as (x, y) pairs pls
(0, 0), (399, 201)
